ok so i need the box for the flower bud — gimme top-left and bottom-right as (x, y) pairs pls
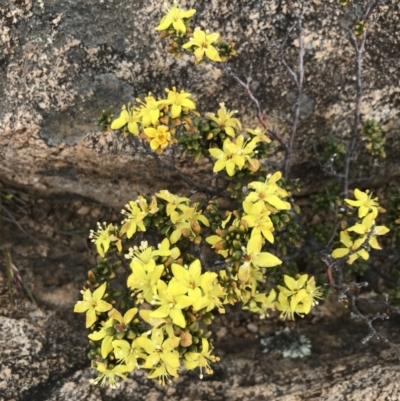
(189, 321), (199, 332)
(127, 330), (136, 340)
(232, 240), (242, 250)
(213, 239), (227, 250)
(87, 270), (96, 284)
(88, 350), (98, 360)
(202, 312), (213, 325)
(115, 331), (125, 340)
(180, 331), (193, 347)
(106, 327), (117, 336)
(231, 250), (242, 261)
(181, 228), (191, 237)
(190, 220), (201, 234)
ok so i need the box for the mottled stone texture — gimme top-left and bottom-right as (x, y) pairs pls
(0, 191), (400, 400)
(1, 0), (399, 207)
(1, 268), (400, 401)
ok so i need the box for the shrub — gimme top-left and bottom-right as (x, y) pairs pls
(74, 0), (398, 388)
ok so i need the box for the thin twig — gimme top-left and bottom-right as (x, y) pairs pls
(223, 66), (287, 149)
(283, 0), (306, 178)
(1, 206), (40, 244)
(342, 0), (380, 197)
(140, 142), (221, 199)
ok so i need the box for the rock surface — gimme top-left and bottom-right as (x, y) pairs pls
(2, 272), (400, 401)
(1, 187), (400, 401)
(1, 2), (400, 398)
(1, 0), (400, 207)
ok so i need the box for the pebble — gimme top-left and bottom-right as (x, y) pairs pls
(247, 323), (259, 333)
(90, 207), (102, 218)
(216, 327), (228, 340)
(77, 205), (90, 216)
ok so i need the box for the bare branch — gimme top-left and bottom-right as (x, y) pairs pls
(223, 65), (288, 149)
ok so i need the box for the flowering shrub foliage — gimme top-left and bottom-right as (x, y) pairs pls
(75, 0), (391, 389)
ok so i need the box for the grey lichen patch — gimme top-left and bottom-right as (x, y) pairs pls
(0, 0), (34, 52)
(41, 74), (135, 146)
(260, 327), (312, 358)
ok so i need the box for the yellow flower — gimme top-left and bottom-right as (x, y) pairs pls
(151, 280), (194, 327)
(331, 231), (369, 264)
(245, 172), (291, 212)
(238, 260), (264, 295)
(137, 94), (163, 127)
(197, 272), (226, 313)
(169, 204), (210, 244)
(246, 127), (271, 143)
(108, 307), (138, 332)
(127, 262), (164, 303)
(165, 87), (196, 119)
(89, 222), (116, 257)
(276, 274), (321, 319)
(144, 125), (172, 154)
(92, 363), (130, 389)
(112, 339), (146, 369)
(88, 318), (115, 358)
(345, 188), (379, 218)
(155, 2), (196, 34)
(184, 338), (220, 379)
(242, 289), (276, 318)
(206, 103), (242, 137)
(209, 135), (258, 177)
(140, 310), (176, 339)
(243, 236), (282, 269)
(277, 274), (308, 298)
(275, 292), (310, 320)
(147, 362), (179, 386)
(156, 237), (181, 261)
(170, 259), (202, 294)
(305, 276), (323, 307)
(74, 282), (112, 328)
(111, 105), (140, 135)
(242, 200), (275, 244)
(126, 242), (167, 302)
(136, 329), (180, 384)
(120, 196), (158, 238)
(156, 190), (190, 216)
(347, 212), (390, 250)
(182, 28), (221, 62)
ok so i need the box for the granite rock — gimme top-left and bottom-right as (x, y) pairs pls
(1, 0), (399, 207)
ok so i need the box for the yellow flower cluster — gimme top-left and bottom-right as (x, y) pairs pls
(110, 88), (196, 154)
(75, 3), (331, 390)
(88, 191), (211, 261)
(182, 28), (221, 63)
(77, 176), (323, 387)
(242, 172), (291, 247)
(207, 104), (271, 177)
(155, 2), (196, 35)
(276, 275), (322, 320)
(206, 103), (242, 138)
(120, 196), (159, 238)
(89, 222), (122, 258)
(75, 241), (225, 387)
(155, 2), (235, 63)
(156, 190), (210, 244)
(206, 173), (321, 320)
(332, 189), (389, 264)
